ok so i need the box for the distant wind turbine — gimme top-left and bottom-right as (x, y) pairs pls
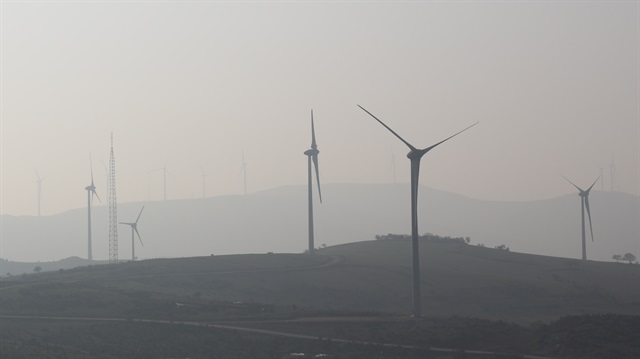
(35, 170), (47, 216)
(593, 161), (605, 191)
(304, 110), (322, 254)
(85, 154), (101, 261)
(119, 206), (145, 261)
(150, 165), (170, 200)
(609, 154), (617, 191)
(200, 166), (209, 198)
(240, 151), (247, 195)
(358, 104), (478, 318)
(564, 176), (598, 261)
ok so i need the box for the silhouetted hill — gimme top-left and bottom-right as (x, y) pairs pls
(1, 184), (637, 263)
(0, 257), (108, 277)
(2, 240), (638, 323)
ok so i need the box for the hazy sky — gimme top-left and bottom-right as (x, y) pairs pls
(1, 1), (638, 216)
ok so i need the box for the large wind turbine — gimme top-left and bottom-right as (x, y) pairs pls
(304, 110), (322, 254)
(358, 105), (477, 317)
(564, 177), (598, 260)
(35, 170), (46, 216)
(85, 155), (101, 261)
(119, 206), (144, 261)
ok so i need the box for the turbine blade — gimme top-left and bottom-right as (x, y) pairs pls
(311, 110), (317, 149)
(586, 177), (599, 193)
(35, 170), (41, 181)
(357, 105), (417, 151)
(562, 176), (584, 192)
(421, 121), (479, 153)
(312, 154), (322, 203)
(90, 153), (95, 186)
(584, 196), (594, 242)
(135, 227), (144, 246)
(135, 206), (145, 224)
(92, 190), (101, 204)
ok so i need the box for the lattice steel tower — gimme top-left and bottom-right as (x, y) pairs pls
(108, 133), (119, 263)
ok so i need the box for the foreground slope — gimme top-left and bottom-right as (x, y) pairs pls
(2, 240), (638, 323)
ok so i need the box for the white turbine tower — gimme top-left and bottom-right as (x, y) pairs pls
(304, 110), (322, 254)
(85, 154), (101, 261)
(359, 105), (477, 318)
(35, 170), (47, 216)
(119, 206), (144, 261)
(151, 165), (169, 201)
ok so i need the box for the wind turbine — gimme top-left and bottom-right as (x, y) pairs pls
(150, 165), (169, 200)
(304, 110), (322, 254)
(593, 161), (605, 191)
(119, 206), (144, 261)
(358, 105), (477, 318)
(609, 154), (617, 191)
(85, 154), (101, 261)
(564, 176), (598, 260)
(200, 166), (208, 198)
(240, 151), (247, 195)
(35, 170), (47, 216)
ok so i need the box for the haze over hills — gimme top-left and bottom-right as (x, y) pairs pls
(1, 183), (637, 263)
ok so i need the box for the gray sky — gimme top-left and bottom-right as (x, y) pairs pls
(1, 1), (638, 216)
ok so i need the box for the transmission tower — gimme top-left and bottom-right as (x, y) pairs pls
(108, 133), (119, 263)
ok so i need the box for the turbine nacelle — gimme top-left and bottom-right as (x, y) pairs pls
(407, 149), (429, 161)
(304, 148), (319, 156)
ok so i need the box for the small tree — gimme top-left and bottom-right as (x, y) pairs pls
(622, 253), (636, 264)
(33, 266), (42, 273)
(612, 254), (622, 263)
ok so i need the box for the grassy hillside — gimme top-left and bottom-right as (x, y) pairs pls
(2, 240), (639, 358)
(2, 239), (638, 323)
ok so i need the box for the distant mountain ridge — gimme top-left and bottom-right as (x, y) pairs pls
(1, 183), (637, 263)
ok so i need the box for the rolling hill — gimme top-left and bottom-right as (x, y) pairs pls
(1, 183), (638, 264)
(2, 239), (638, 323)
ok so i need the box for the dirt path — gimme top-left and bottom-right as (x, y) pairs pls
(0, 314), (554, 359)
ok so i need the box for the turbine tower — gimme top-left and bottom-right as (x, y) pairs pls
(304, 110), (322, 254)
(609, 154), (617, 191)
(85, 154), (101, 261)
(358, 105), (477, 318)
(200, 166), (208, 198)
(119, 206), (144, 261)
(564, 176), (598, 260)
(240, 151), (248, 195)
(35, 170), (46, 216)
(151, 165), (169, 201)
(108, 134), (119, 263)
